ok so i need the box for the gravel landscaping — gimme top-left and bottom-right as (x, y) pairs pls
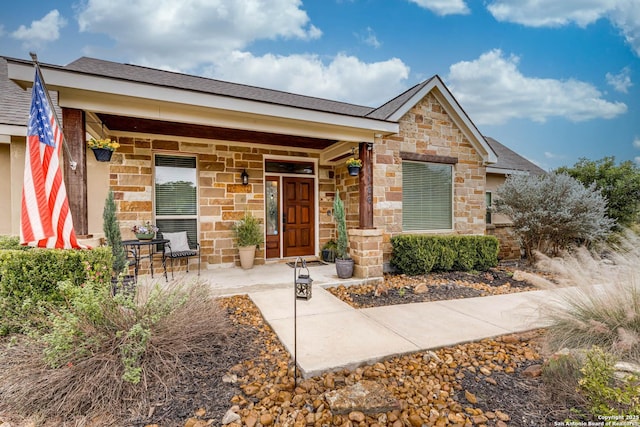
(1, 266), (586, 427)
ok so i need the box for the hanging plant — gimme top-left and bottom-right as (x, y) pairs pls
(346, 157), (362, 176)
(87, 137), (120, 162)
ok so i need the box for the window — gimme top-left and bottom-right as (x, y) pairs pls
(402, 161), (453, 231)
(154, 155), (198, 247)
(485, 191), (492, 224)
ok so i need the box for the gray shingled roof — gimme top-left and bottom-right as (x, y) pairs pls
(0, 57), (61, 128)
(485, 136), (545, 175)
(0, 57), (31, 127)
(366, 77), (435, 120)
(65, 57), (376, 118)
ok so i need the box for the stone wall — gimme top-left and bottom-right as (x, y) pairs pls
(109, 136), (327, 272)
(373, 93), (487, 265)
(487, 224), (522, 260)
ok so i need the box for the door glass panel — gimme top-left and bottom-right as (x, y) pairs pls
(266, 180), (279, 235)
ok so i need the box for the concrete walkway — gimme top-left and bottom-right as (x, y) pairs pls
(145, 262), (553, 378)
(249, 285), (553, 378)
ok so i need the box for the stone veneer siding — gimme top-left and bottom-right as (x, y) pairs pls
(487, 224), (522, 260)
(108, 136), (333, 272)
(373, 93), (487, 266)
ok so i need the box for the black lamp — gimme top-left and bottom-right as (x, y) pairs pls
(241, 169), (249, 185)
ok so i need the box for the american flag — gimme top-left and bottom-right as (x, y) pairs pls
(20, 68), (83, 249)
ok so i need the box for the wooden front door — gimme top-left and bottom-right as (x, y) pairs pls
(283, 177), (315, 257)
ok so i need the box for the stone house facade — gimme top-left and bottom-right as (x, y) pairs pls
(1, 55), (541, 278)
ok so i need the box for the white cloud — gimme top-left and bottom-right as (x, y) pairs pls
(408, 0), (470, 16)
(11, 10), (66, 47)
(486, 0), (640, 56)
(635, 156), (640, 165)
(633, 137), (640, 149)
(357, 27), (381, 48)
(544, 151), (565, 159)
(204, 51), (410, 106)
(77, 0), (322, 70)
(606, 67), (633, 93)
(446, 49), (627, 125)
(74, 0), (410, 106)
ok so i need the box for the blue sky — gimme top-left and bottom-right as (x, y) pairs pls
(2, 0), (639, 170)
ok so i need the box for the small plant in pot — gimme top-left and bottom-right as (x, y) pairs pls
(232, 210), (264, 269)
(321, 239), (337, 263)
(333, 190), (354, 278)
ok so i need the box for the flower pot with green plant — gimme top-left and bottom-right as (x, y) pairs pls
(346, 157), (362, 176)
(321, 239), (337, 263)
(333, 190), (354, 278)
(88, 137), (120, 162)
(232, 210), (264, 269)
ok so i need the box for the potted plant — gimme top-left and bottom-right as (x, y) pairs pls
(333, 190), (354, 278)
(232, 210), (264, 269)
(346, 157), (362, 176)
(131, 221), (159, 240)
(321, 239), (337, 263)
(87, 137), (120, 162)
(103, 189), (133, 290)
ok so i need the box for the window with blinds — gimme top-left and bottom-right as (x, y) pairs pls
(402, 161), (453, 231)
(155, 155), (198, 245)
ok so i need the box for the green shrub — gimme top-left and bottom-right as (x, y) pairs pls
(0, 278), (231, 421)
(390, 235), (499, 275)
(0, 235), (30, 250)
(0, 247), (112, 335)
(579, 347), (640, 417)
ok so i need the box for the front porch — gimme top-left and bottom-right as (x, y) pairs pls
(135, 260), (380, 297)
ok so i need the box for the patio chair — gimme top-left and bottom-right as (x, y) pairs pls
(159, 231), (200, 278)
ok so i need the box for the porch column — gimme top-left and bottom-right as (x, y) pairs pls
(62, 108), (88, 236)
(358, 141), (374, 229)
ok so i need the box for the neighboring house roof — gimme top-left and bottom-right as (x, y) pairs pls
(0, 57), (60, 135)
(485, 136), (546, 175)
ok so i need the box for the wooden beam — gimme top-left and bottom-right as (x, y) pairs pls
(62, 108), (88, 236)
(358, 141), (374, 229)
(400, 151), (458, 164)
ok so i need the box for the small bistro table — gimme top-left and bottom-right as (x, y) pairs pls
(122, 238), (170, 283)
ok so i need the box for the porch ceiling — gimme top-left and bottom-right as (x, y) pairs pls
(97, 113), (338, 150)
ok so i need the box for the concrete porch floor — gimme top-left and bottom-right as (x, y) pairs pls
(139, 260), (381, 296)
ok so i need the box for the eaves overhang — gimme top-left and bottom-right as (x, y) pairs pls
(6, 58), (398, 142)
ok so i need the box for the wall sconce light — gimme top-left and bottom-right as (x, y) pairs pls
(241, 169), (249, 185)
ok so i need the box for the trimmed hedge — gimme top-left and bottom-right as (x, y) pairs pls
(390, 234), (499, 275)
(0, 247), (112, 335)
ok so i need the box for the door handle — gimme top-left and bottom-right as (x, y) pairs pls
(282, 213), (286, 232)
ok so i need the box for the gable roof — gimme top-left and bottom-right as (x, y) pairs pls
(485, 136), (546, 175)
(367, 75), (497, 164)
(4, 55), (496, 164)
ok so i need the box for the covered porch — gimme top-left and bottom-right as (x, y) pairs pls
(6, 57), (394, 279)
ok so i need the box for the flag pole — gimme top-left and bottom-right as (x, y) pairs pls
(29, 52), (78, 171)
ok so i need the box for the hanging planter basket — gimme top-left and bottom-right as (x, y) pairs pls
(347, 165), (361, 176)
(91, 147), (113, 162)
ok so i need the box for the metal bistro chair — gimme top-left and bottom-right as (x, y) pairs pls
(158, 231), (200, 278)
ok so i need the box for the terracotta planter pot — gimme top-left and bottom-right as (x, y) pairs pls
(238, 245), (257, 269)
(335, 258), (354, 278)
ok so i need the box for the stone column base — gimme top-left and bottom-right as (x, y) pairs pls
(348, 228), (384, 280)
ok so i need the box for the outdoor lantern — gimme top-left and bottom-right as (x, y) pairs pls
(241, 169), (249, 185)
(295, 259), (313, 300)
